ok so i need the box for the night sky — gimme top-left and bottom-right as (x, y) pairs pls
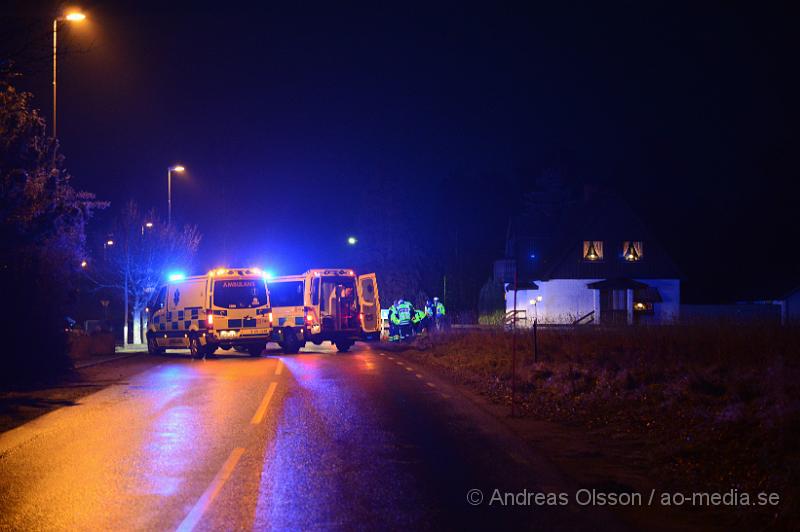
(3, 1), (798, 303)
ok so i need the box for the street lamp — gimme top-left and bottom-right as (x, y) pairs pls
(347, 236), (357, 245)
(167, 165), (185, 225)
(52, 9), (86, 137)
(103, 238), (114, 260)
(141, 221), (154, 235)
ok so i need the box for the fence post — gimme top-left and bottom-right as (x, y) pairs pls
(533, 317), (538, 363)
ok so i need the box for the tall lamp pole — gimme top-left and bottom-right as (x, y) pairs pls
(52, 11), (86, 137)
(167, 165), (185, 225)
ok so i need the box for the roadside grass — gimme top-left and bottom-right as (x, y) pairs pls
(400, 323), (800, 528)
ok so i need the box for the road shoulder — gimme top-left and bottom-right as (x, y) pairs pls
(0, 354), (158, 437)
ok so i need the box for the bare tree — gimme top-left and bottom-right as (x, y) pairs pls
(90, 201), (201, 345)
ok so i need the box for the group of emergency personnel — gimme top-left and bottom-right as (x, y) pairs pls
(387, 296), (446, 341)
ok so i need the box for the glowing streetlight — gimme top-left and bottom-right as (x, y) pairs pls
(52, 9), (87, 137)
(347, 236), (357, 245)
(167, 165), (186, 225)
(106, 239), (114, 246)
(80, 260), (88, 268)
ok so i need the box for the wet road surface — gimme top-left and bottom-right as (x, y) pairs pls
(0, 344), (619, 530)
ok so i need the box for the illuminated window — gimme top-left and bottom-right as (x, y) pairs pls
(583, 240), (603, 261)
(623, 241), (643, 261)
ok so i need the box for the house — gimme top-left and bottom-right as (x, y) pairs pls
(496, 190), (680, 325)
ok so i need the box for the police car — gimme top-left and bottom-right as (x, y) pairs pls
(146, 268), (273, 358)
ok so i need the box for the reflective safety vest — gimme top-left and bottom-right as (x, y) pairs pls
(435, 302), (445, 317)
(396, 301), (413, 325)
(412, 309), (426, 324)
(389, 305), (399, 325)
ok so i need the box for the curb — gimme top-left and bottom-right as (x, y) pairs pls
(74, 352), (143, 369)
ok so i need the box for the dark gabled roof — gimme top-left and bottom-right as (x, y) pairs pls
(586, 278), (649, 290)
(511, 191), (680, 281)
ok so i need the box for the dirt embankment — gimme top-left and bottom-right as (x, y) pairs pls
(398, 323), (800, 529)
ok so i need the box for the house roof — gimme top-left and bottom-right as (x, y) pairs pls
(510, 191), (680, 281)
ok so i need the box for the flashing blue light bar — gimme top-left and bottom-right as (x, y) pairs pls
(168, 272), (186, 282)
(263, 271), (274, 280)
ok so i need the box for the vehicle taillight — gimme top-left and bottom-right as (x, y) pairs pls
(206, 310), (214, 329)
(305, 309), (316, 324)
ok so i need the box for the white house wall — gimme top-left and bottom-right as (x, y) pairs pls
(505, 278), (680, 325)
(506, 279), (599, 324)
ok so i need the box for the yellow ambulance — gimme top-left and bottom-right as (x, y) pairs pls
(268, 268), (380, 353)
(146, 268), (273, 358)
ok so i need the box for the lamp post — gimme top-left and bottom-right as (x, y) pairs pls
(141, 221), (153, 236)
(52, 10), (86, 138)
(103, 238), (114, 260)
(167, 165), (185, 225)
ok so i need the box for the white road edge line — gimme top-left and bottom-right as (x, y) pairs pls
(176, 447), (245, 532)
(274, 360), (283, 376)
(250, 382), (278, 424)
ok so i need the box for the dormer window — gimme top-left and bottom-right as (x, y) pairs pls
(623, 241), (643, 261)
(583, 240), (603, 261)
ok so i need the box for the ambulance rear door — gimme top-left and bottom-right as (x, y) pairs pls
(357, 273), (380, 333)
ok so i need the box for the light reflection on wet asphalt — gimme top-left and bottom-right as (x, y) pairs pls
(0, 344), (608, 531)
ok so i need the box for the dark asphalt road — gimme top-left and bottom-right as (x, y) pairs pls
(0, 344), (620, 531)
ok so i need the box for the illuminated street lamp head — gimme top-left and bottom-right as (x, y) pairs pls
(145, 221), (154, 228)
(106, 239), (114, 246)
(80, 260), (88, 268)
(64, 12), (86, 21)
(347, 236), (357, 245)
(170, 165), (185, 172)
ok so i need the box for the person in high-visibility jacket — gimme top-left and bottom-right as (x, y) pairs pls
(412, 308), (427, 333)
(391, 298), (414, 339)
(388, 300), (400, 341)
(433, 297), (446, 330)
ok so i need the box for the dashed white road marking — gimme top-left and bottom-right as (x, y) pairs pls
(176, 447), (245, 532)
(415, 374), (423, 379)
(440, 393), (450, 399)
(274, 360), (283, 376)
(426, 382), (436, 388)
(250, 382), (278, 424)
(404, 366), (413, 372)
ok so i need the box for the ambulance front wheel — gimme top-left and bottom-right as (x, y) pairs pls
(335, 340), (354, 353)
(281, 334), (302, 354)
(147, 335), (164, 356)
(247, 344), (264, 357)
(189, 335), (205, 359)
